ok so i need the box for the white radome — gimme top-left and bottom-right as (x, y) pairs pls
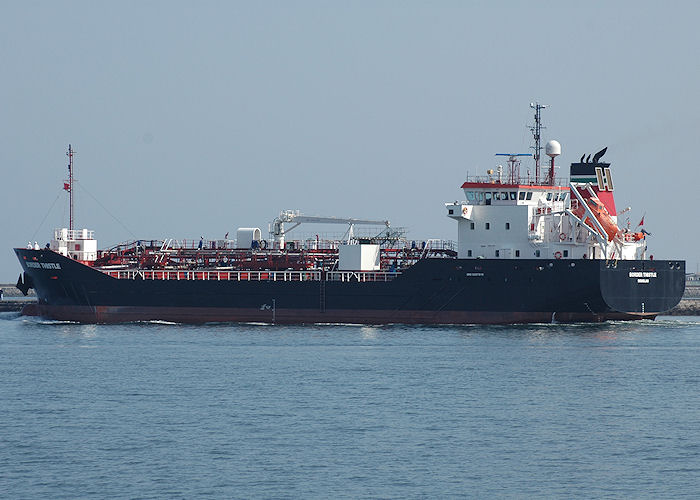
(545, 140), (561, 158)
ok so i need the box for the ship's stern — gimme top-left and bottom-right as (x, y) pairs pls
(599, 259), (685, 318)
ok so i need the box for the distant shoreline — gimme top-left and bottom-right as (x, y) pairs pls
(0, 284), (36, 297)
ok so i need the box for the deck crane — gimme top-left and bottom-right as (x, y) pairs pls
(270, 210), (390, 249)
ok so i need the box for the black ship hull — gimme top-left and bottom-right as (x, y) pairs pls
(15, 249), (685, 324)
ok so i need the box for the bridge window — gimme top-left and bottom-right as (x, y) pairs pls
(546, 193), (553, 201)
(466, 191), (476, 202)
(510, 192), (516, 200)
(501, 192), (508, 200)
(526, 192), (533, 200)
(519, 192), (525, 200)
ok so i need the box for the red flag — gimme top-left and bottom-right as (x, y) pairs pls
(638, 216), (644, 226)
(63, 182), (71, 192)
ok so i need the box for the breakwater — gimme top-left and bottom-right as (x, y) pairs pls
(669, 281), (700, 315)
(0, 302), (28, 312)
(0, 284), (36, 312)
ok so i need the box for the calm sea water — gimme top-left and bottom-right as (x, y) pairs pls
(1, 313), (699, 499)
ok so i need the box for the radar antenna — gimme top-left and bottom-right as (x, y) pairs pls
(495, 153), (531, 184)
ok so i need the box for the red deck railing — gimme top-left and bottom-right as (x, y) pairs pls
(101, 269), (401, 282)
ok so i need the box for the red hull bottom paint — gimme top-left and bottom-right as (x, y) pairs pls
(21, 304), (656, 325)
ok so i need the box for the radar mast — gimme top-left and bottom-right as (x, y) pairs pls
(529, 102), (548, 183)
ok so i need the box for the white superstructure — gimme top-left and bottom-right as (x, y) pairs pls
(445, 106), (648, 262)
(51, 228), (98, 262)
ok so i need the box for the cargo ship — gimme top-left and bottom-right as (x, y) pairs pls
(14, 105), (685, 324)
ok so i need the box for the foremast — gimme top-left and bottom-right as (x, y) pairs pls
(53, 145), (98, 263)
(66, 144), (75, 231)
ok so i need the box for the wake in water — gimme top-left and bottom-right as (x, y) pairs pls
(650, 315), (700, 329)
(129, 319), (182, 326)
(21, 316), (79, 325)
(0, 311), (22, 321)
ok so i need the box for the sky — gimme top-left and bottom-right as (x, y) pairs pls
(2, 0), (700, 280)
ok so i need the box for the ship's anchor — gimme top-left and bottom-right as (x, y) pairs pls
(260, 299), (276, 323)
(16, 273), (33, 296)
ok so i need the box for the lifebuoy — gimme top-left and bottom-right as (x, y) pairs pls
(559, 233), (567, 241)
(554, 251), (563, 260)
(462, 206), (468, 215)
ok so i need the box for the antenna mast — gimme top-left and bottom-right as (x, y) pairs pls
(529, 102), (548, 183)
(495, 153), (531, 184)
(66, 144), (75, 231)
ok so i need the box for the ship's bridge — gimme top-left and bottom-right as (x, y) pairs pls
(459, 181), (570, 207)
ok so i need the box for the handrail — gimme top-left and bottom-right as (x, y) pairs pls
(53, 228), (95, 240)
(100, 269), (401, 282)
(464, 176), (571, 187)
(326, 271), (400, 282)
